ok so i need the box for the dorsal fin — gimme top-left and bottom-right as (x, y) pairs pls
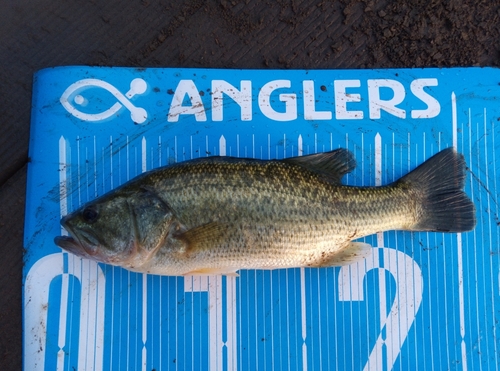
(282, 148), (356, 184)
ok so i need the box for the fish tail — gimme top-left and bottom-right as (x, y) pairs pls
(399, 148), (476, 232)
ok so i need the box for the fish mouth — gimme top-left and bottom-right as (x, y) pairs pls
(54, 235), (92, 259)
(54, 222), (105, 262)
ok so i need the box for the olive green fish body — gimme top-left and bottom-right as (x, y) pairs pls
(55, 148), (476, 276)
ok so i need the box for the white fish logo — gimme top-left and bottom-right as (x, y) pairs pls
(60, 78), (148, 124)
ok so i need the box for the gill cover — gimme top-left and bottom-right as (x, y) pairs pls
(128, 187), (175, 255)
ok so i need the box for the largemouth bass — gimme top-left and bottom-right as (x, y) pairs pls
(54, 148), (476, 276)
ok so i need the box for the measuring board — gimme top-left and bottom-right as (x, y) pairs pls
(24, 67), (500, 370)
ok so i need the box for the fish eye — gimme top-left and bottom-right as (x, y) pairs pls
(82, 207), (99, 223)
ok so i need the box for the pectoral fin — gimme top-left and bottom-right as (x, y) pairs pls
(311, 242), (373, 267)
(174, 221), (229, 253)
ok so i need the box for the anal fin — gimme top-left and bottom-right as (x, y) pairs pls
(183, 267), (239, 277)
(311, 242), (373, 267)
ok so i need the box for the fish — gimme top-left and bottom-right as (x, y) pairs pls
(54, 147), (476, 276)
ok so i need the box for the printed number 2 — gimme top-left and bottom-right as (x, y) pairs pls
(338, 247), (424, 370)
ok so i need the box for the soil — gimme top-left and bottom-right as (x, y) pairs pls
(1, 0), (499, 369)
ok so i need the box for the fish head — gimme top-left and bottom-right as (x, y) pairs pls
(54, 187), (175, 267)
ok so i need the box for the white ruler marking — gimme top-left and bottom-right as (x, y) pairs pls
(141, 137), (148, 371)
(297, 134), (308, 371)
(57, 136), (68, 370)
(375, 133), (387, 332)
(482, 108), (497, 371)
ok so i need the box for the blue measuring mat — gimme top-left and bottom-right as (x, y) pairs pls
(24, 66), (500, 370)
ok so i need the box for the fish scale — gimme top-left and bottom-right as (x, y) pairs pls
(55, 148), (476, 276)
